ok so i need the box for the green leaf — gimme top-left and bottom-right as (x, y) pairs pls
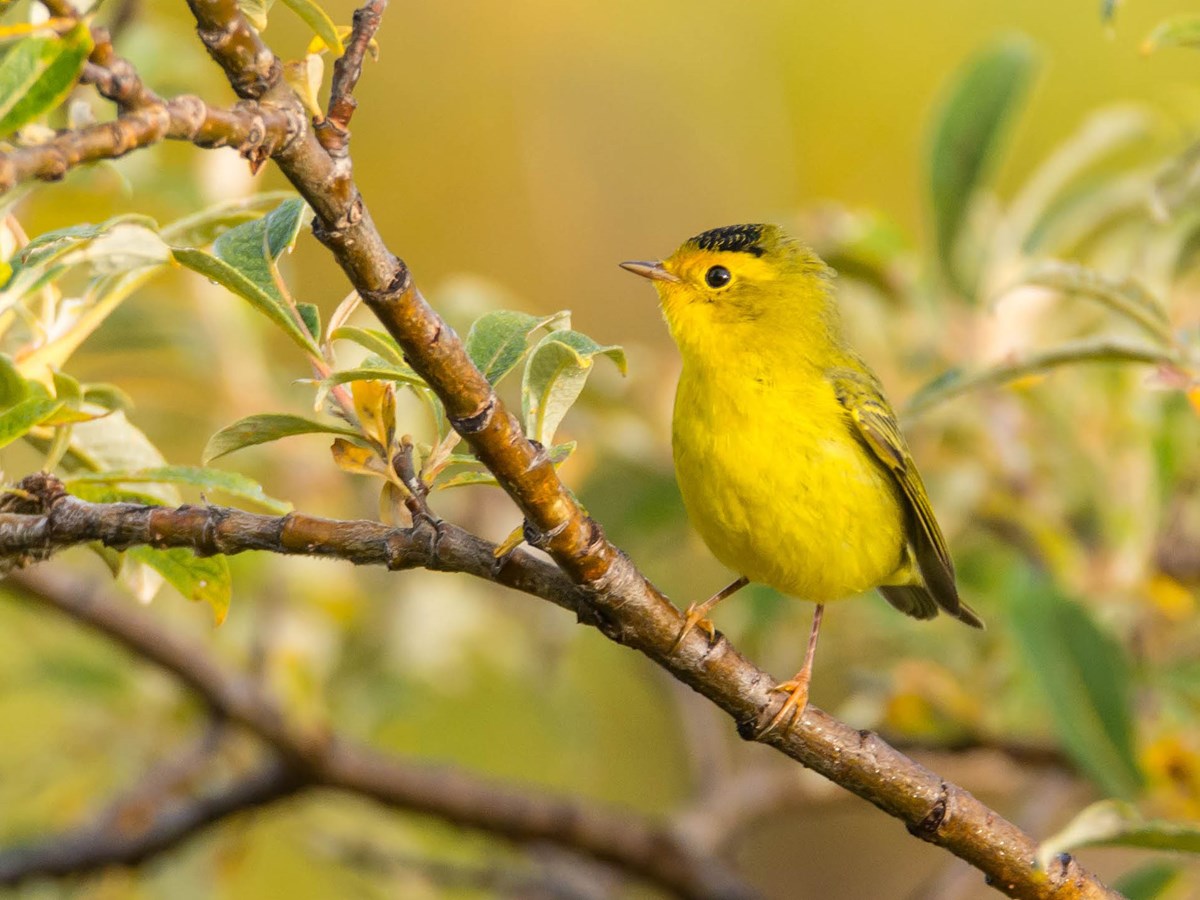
(173, 247), (319, 357)
(1142, 16), (1200, 54)
(0, 396), (62, 448)
(0, 352), (30, 407)
(521, 330), (625, 445)
(82, 382), (134, 413)
(67, 481), (176, 507)
(66, 412), (179, 505)
(1008, 569), (1142, 799)
(159, 192), (298, 248)
(298, 302), (320, 340)
(321, 363), (425, 389)
(211, 196), (306, 295)
(16, 215), (161, 271)
(330, 326), (408, 366)
(1114, 863), (1185, 900)
(173, 198), (315, 353)
(433, 470), (500, 490)
(905, 339), (1175, 418)
(279, 0), (344, 55)
(66, 466), (291, 514)
(0, 22), (93, 138)
(203, 413), (362, 463)
(127, 546), (232, 625)
(926, 36), (1038, 296)
(465, 309), (569, 385)
(1020, 260), (1172, 345)
(1011, 106), (1154, 254)
(1039, 800), (1200, 872)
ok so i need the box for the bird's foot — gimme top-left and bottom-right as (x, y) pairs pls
(755, 675), (811, 739)
(669, 603), (718, 654)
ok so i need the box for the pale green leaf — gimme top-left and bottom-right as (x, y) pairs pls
(465, 309), (569, 384)
(330, 326), (408, 366)
(16, 215), (160, 272)
(67, 481), (176, 507)
(432, 470), (499, 491)
(237, 0), (276, 31)
(1019, 260), (1172, 345)
(67, 412), (178, 505)
(173, 247), (320, 356)
(1114, 863), (1186, 900)
(203, 413), (362, 463)
(159, 192), (298, 248)
(521, 330), (625, 445)
(1039, 801), (1200, 872)
(1009, 569), (1142, 799)
(127, 546), (232, 625)
(1010, 106), (1154, 254)
(81, 382), (134, 413)
(298, 302), (320, 340)
(0, 396), (61, 448)
(1142, 16), (1200, 53)
(55, 223), (171, 274)
(0, 352), (30, 407)
(926, 36), (1038, 296)
(0, 22), (93, 138)
(279, 0), (344, 55)
(905, 339), (1176, 418)
(321, 363), (424, 389)
(66, 466), (291, 514)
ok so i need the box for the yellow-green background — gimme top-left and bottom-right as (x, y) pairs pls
(6, 1), (1200, 897)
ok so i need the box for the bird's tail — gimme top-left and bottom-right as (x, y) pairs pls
(879, 584), (984, 629)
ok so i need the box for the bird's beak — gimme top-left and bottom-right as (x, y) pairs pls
(619, 260), (681, 284)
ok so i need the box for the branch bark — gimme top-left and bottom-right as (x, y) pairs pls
(0, 0), (1120, 894)
(180, 3), (1116, 896)
(0, 96), (299, 190)
(0, 567), (756, 900)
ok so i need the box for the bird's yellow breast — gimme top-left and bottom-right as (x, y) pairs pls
(672, 358), (908, 603)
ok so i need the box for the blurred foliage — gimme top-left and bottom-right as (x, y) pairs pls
(3, 0), (1200, 897)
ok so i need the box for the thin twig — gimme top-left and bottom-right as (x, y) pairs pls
(317, 0), (386, 159)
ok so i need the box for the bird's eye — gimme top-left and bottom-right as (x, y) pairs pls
(704, 265), (732, 289)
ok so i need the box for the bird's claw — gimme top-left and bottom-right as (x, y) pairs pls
(669, 604), (718, 654)
(755, 678), (811, 739)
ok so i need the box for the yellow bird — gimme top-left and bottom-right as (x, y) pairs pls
(621, 224), (982, 735)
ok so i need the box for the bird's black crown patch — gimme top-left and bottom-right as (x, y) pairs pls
(689, 224), (767, 257)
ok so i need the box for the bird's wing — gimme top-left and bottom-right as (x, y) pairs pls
(830, 366), (983, 628)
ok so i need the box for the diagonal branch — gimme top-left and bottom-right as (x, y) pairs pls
(0, 567), (757, 900)
(1, 0), (1115, 893)
(0, 1), (1094, 894)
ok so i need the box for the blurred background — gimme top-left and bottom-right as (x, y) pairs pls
(4, 0), (1200, 896)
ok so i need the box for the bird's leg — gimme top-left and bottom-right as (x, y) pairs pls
(757, 603), (825, 738)
(669, 576), (749, 653)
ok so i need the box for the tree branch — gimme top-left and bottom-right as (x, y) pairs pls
(0, 566), (757, 900)
(0, 0), (1118, 891)
(178, 3), (1117, 896)
(0, 760), (304, 885)
(0, 96), (299, 190)
(316, 0), (384, 159)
